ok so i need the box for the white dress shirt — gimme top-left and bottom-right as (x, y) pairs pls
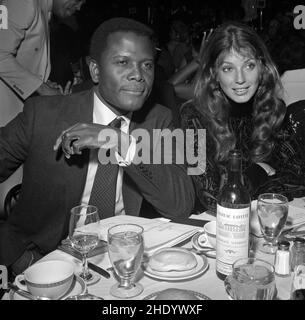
(80, 92), (136, 215)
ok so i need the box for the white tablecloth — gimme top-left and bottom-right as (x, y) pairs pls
(3, 211), (293, 300)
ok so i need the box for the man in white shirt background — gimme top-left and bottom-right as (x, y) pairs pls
(0, 0), (86, 219)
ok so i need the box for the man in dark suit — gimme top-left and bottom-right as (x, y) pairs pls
(0, 18), (195, 275)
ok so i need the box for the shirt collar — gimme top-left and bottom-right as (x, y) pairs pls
(93, 90), (132, 127)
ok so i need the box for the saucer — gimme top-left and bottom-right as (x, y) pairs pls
(143, 252), (209, 281)
(192, 232), (216, 258)
(143, 289), (211, 300)
(10, 275), (86, 300)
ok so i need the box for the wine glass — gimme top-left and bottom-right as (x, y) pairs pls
(69, 205), (100, 285)
(108, 224), (144, 299)
(257, 193), (288, 254)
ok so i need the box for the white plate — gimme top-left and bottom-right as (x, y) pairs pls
(143, 251), (209, 281)
(9, 275), (86, 300)
(192, 232), (216, 258)
(143, 289), (211, 300)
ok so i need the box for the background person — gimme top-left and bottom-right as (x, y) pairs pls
(0, 0), (85, 217)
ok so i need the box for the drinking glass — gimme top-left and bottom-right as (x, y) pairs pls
(224, 257), (276, 300)
(69, 205), (100, 285)
(108, 224), (144, 298)
(257, 193), (288, 254)
(290, 264), (305, 300)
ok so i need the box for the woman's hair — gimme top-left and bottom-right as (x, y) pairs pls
(193, 22), (285, 163)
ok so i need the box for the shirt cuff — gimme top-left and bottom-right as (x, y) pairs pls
(256, 162), (276, 176)
(115, 135), (136, 166)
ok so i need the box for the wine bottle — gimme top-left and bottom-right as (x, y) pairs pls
(216, 150), (251, 280)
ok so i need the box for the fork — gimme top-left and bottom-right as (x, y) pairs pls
(186, 247), (215, 256)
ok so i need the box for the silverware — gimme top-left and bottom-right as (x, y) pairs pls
(7, 283), (51, 300)
(65, 293), (104, 300)
(194, 245), (216, 251)
(280, 224), (305, 242)
(282, 232), (305, 242)
(187, 247), (215, 255)
(87, 262), (110, 279)
(57, 245), (111, 279)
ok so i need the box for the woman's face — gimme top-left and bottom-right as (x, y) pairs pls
(216, 50), (261, 103)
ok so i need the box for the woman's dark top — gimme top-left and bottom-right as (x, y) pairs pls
(180, 99), (305, 214)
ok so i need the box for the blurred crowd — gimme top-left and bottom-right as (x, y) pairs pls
(46, 0), (305, 95)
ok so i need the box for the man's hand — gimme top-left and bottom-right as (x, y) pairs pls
(197, 28), (214, 58)
(58, 81), (73, 95)
(53, 123), (130, 159)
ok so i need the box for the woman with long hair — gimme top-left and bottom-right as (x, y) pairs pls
(181, 22), (305, 213)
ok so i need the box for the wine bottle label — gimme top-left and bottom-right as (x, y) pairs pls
(216, 204), (250, 276)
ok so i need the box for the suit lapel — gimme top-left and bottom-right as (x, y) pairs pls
(40, 1), (51, 80)
(58, 90), (94, 210)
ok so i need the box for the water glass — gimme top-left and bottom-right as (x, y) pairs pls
(224, 257), (276, 300)
(108, 224), (144, 299)
(257, 193), (288, 254)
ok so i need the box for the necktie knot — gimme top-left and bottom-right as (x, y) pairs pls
(109, 117), (122, 129)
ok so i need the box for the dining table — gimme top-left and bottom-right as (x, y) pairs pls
(3, 208), (297, 301)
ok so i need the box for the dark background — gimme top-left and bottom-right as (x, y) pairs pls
(68, 0), (303, 56)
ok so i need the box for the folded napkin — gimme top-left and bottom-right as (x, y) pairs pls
(59, 239), (108, 259)
(69, 215), (204, 255)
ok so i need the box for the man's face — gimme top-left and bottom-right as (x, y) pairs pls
(52, 0), (85, 18)
(90, 31), (155, 115)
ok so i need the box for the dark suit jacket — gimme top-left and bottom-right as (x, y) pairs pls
(0, 89), (195, 266)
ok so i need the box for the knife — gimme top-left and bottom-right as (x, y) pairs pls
(57, 245), (111, 279)
(87, 262), (111, 279)
(281, 231), (305, 242)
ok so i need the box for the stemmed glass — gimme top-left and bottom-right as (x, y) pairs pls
(108, 224), (144, 298)
(257, 193), (289, 254)
(69, 205), (100, 285)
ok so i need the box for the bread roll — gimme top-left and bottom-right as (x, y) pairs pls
(149, 248), (197, 272)
(155, 288), (199, 300)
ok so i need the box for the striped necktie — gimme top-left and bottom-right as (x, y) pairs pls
(88, 117), (122, 219)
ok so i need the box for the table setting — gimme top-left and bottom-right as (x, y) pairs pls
(3, 197), (305, 301)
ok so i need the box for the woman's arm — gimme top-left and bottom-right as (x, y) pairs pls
(168, 59), (199, 86)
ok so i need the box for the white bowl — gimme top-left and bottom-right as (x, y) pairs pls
(15, 260), (74, 299)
